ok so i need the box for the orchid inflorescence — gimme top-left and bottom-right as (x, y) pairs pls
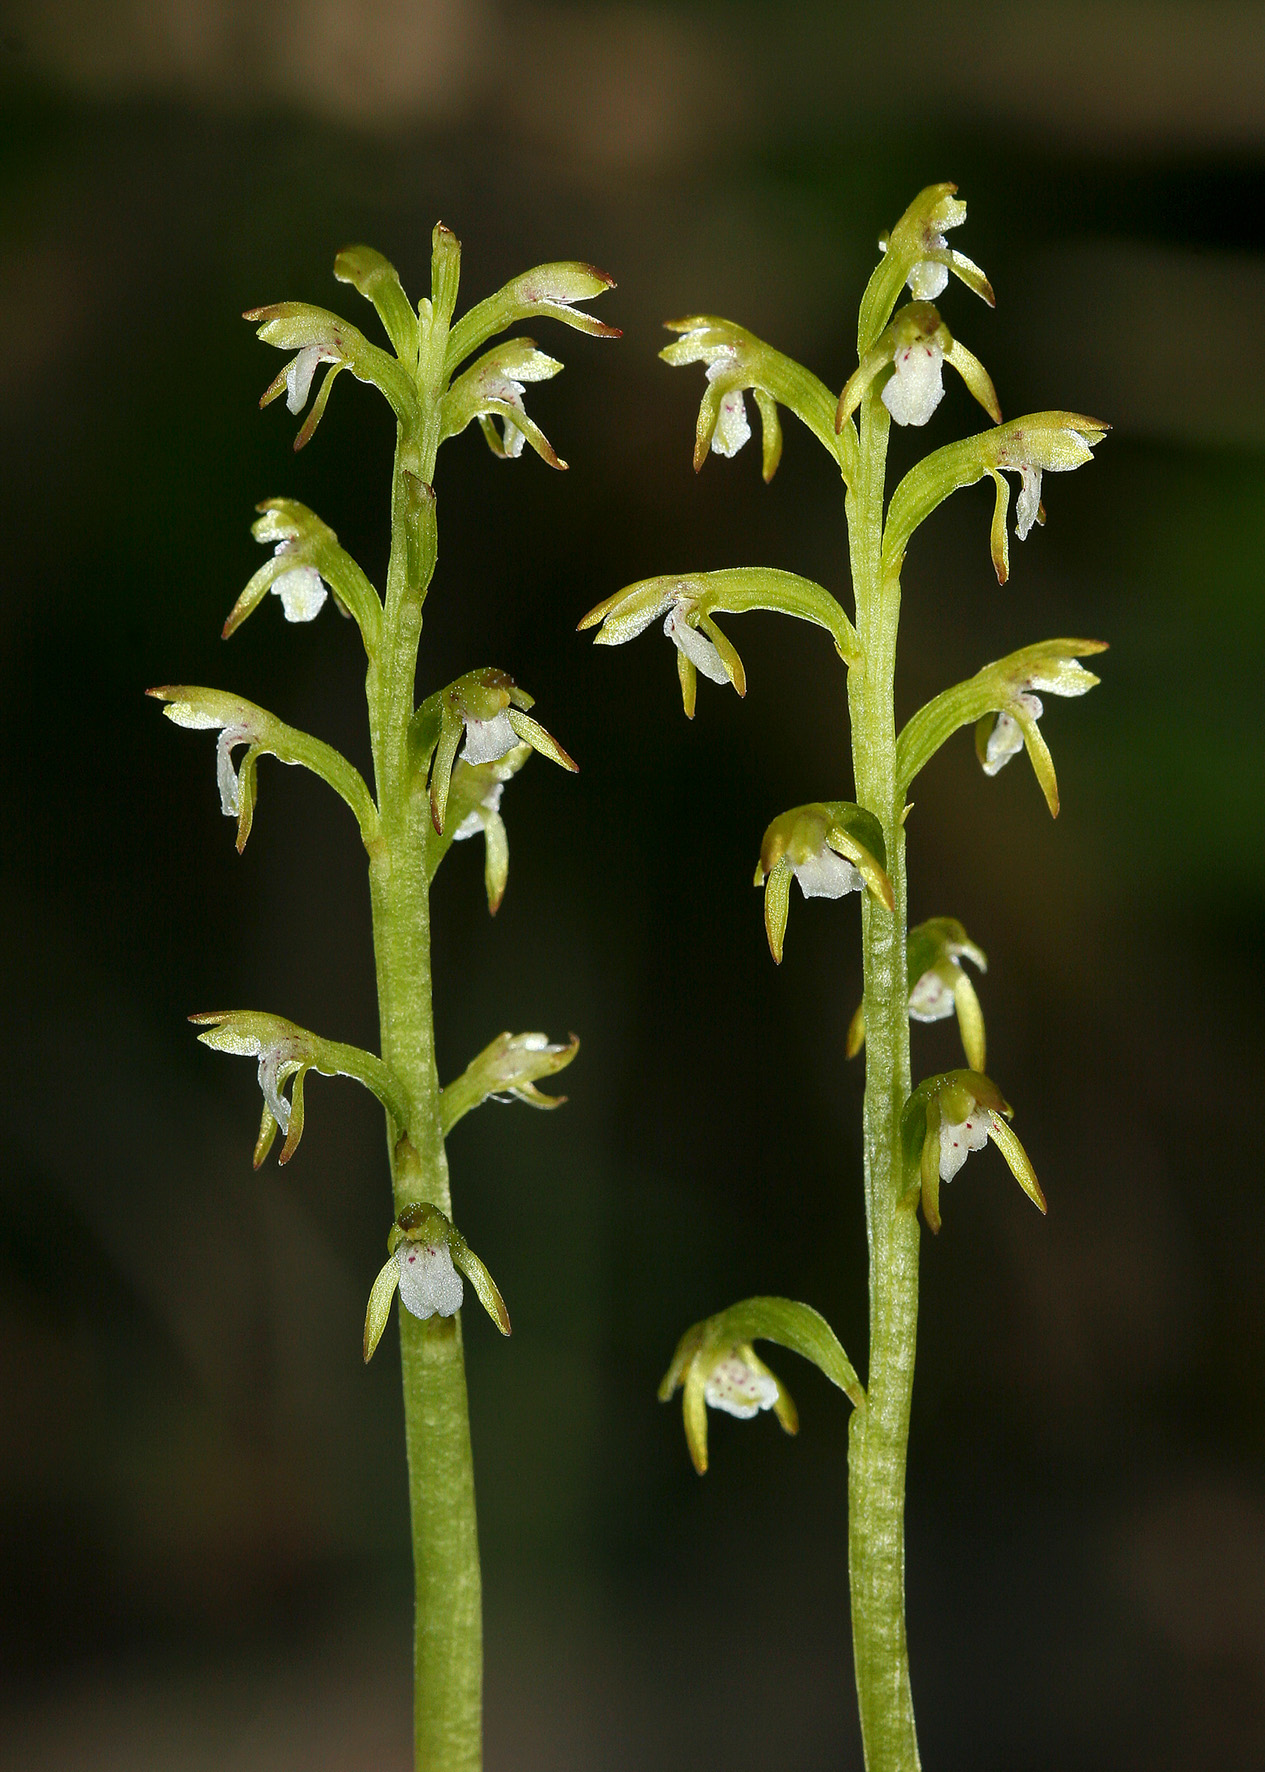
(581, 183), (1105, 1769)
(154, 225), (615, 1772)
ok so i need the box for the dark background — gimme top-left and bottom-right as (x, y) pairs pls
(2, 3), (1263, 1768)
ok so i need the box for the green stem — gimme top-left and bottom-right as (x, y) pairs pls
(845, 391), (921, 1772)
(364, 284), (483, 1769)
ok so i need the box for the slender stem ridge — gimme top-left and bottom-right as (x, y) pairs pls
(845, 394), (921, 1772)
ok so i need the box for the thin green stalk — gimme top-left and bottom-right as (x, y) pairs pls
(365, 313), (482, 1772)
(846, 391), (921, 1772)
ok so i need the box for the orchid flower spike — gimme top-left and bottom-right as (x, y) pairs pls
(975, 641), (1107, 816)
(846, 917), (987, 1070)
(659, 1296), (863, 1475)
(189, 1010), (408, 1167)
(901, 1069), (1045, 1235)
(363, 1201), (511, 1360)
(412, 667), (577, 834)
(579, 567), (857, 719)
(837, 301), (1000, 433)
(755, 803), (894, 963)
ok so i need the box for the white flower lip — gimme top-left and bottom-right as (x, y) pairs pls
(908, 971), (955, 1022)
(215, 725), (254, 817)
(882, 343), (945, 427)
(462, 711), (518, 766)
(285, 345), (332, 415)
(938, 1110), (990, 1182)
(396, 1238), (464, 1320)
(270, 564), (328, 623)
(794, 847), (861, 900)
(1015, 465), (1042, 540)
(663, 605), (728, 683)
(704, 1352), (779, 1420)
(907, 247), (949, 302)
(704, 356), (751, 457)
(453, 778), (505, 841)
(982, 692), (1042, 777)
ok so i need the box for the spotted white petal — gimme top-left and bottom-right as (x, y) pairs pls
(270, 565), (328, 623)
(462, 711), (518, 766)
(285, 345), (325, 415)
(663, 606), (729, 683)
(794, 848), (862, 900)
(1015, 465), (1043, 540)
(908, 970), (955, 1022)
(704, 1352), (779, 1420)
(939, 1110), (991, 1182)
(882, 342), (946, 427)
(396, 1238), (464, 1320)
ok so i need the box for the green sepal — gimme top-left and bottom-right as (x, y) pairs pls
(440, 1031), (580, 1136)
(896, 638), (1108, 807)
(857, 183), (993, 356)
(837, 301), (1000, 433)
(189, 1009), (410, 1166)
(659, 1295), (864, 1475)
(244, 300), (417, 432)
(333, 244), (419, 366)
(444, 261), (619, 378)
(660, 315), (856, 484)
(148, 685), (379, 848)
(362, 1254), (400, 1363)
(222, 498), (383, 653)
(881, 413), (1109, 581)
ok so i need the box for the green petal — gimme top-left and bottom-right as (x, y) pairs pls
(363, 1255), (401, 1363)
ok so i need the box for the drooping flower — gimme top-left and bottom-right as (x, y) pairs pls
(189, 1009), (409, 1168)
(985, 417), (1111, 583)
(658, 1295), (863, 1475)
(440, 340), (567, 468)
(363, 1202), (511, 1360)
(579, 567), (858, 720)
(901, 1070), (1045, 1234)
(754, 803), (893, 963)
(414, 668), (576, 834)
(439, 1028), (580, 1135)
(152, 690), (265, 826)
(846, 917), (988, 1070)
(858, 184), (995, 355)
(973, 642), (1106, 816)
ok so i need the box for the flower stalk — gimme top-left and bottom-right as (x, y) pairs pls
(581, 182), (1104, 1770)
(159, 225), (614, 1772)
